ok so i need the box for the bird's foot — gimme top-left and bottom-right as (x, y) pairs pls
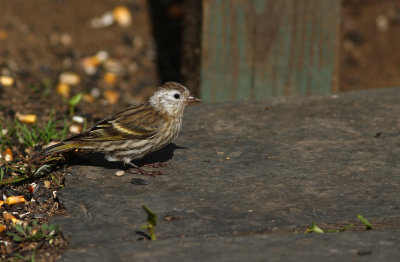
(142, 162), (168, 168)
(127, 162), (166, 176)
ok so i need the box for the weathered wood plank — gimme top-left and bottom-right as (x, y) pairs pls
(201, 0), (341, 102)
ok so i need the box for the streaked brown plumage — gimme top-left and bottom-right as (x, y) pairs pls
(42, 82), (201, 171)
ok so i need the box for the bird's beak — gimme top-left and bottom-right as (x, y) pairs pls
(187, 96), (202, 104)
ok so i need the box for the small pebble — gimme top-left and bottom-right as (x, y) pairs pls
(115, 170), (125, 177)
(131, 178), (149, 185)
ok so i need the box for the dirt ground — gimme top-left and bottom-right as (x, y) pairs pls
(0, 0), (400, 261)
(340, 0), (400, 91)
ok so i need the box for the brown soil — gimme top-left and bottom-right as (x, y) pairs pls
(340, 0), (400, 91)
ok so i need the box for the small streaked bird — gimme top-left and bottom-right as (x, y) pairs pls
(42, 82), (201, 174)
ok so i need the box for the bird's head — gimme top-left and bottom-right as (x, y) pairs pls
(149, 82), (201, 115)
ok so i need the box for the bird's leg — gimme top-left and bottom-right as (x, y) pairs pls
(127, 162), (165, 176)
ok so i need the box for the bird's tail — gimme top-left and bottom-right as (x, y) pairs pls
(41, 141), (84, 155)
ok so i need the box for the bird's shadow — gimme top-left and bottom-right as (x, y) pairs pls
(68, 143), (186, 170)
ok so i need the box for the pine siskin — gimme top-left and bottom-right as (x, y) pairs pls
(42, 82), (201, 173)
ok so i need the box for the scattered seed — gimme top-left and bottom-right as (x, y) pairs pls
(83, 94), (96, 103)
(5, 196), (26, 206)
(113, 6), (132, 27)
(56, 83), (71, 97)
(131, 178), (149, 185)
(96, 50), (109, 62)
(115, 170), (125, 177)
(0, 224), (6, 233)
(43, 180), (51, 188)
(29, 183), (36, 194)
(103, 59), (123, 73)
(72, 115), (85, 124)
(19, 212), (30, 219)
(104, 89), (120, 104)
(3, 148), (13, 162)
(104, 72), (117, 85)
(0, 201), (4, 207)
(0, 75), (14, 86)
(69, 124), (82, 134)
(16, 113), (37, 124)
(376, 15), (389, 32)
(59, 72), (81, 85)
(91, 11), (114, 28)
(164, 215), (179, 221)
(60, 33), (72, 46)
(91, 88), (101, 98)
(82, 57), (99, 75)
(0, 30), (7, 40)
(3, 211), (20, 225)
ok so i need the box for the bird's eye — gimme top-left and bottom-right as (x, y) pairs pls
(174, 93), (180, 99)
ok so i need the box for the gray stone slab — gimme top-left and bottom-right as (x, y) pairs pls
(53, 88), (400, 261)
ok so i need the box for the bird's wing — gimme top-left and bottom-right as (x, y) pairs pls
(66, 103), (166, 142)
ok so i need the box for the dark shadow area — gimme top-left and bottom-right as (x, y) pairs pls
(68, 143), (185, 170)
(148, 0), (184, 83)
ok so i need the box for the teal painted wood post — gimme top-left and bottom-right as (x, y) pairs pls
(201, 0), (341, 102)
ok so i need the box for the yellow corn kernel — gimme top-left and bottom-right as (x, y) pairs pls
(56, 83), (71, 97)
(5, 196), (26, 206)
(0, 224), (6, 233)
(113, 6), (131, 27)
(3, 148), (13, 162)
(16, 113), (37, 124)
(0, 76), (14, 86)
(103, 72), (117, 85)
(3, 212), (19, 225)
(104, 90), (119, 104)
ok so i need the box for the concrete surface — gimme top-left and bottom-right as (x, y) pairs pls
(52, 88), (400, 261)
